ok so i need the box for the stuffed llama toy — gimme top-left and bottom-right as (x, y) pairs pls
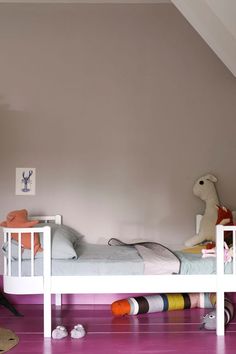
(185, 174), (220, 247)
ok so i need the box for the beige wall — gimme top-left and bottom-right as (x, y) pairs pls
(1, 4), (236, 270)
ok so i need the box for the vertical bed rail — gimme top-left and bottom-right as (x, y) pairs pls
(30, 232), (34, 277)
(30, 215), (62, 308)
(18, 233), (22, 277)
(43, 226), (52, 338)
(7, 232), (11, 276)
(3, 229), (12, 277)
(216, 224), (225, 336)
(233, 229), (236, 275)
(3, 231), (7, 276)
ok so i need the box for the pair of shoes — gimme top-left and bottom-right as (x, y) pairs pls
(52, 325), (68, 340)
(71, 324), (86, 339)
(52, 324), (86, 339)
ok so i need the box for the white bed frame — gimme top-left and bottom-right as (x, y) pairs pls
(2, 214), (236, 337)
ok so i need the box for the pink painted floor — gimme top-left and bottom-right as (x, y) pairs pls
(1, 304), (236, 353)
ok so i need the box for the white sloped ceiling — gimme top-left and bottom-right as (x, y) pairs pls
(171, 0), (236, 77)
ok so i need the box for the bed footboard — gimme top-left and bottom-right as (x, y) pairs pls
(216, 224), (236, 335)
(3, 222), (54, 338)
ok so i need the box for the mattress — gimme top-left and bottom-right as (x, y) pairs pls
(7, 243), (233, 276)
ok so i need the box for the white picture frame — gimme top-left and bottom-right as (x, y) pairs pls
(15, 168), (36, 196)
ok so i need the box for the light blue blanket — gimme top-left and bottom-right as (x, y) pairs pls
(175, 251), (232, 274)
(7, 244), (233, 276)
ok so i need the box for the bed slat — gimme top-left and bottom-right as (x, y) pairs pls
(4, 230), (7, 276)
(18, 233), (22, 277)
(233, 230), (235, 275)
(31, 232), (34, 276)
(7, 233), (11, 276)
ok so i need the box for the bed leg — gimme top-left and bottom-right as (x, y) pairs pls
(44, 291), (52, 338)
(55, 294), (62, 307)
(216, 291), (225, 336)
(43, 226), (52, 337)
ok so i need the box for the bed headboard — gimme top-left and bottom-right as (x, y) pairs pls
(29, 215), (62, 225)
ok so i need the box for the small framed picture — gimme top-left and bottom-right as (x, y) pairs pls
(16, 168), (36, 196)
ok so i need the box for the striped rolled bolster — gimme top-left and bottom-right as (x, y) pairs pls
(111, 293), (215, 316)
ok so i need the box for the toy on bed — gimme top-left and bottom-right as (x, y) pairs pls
(111, 293), (216, 316)
(216, 205), (234, 246)
(200, 297), (234, 330)
(202, 241), (233, 264)
(185, 174), (233, 247)
(201, 205), (234, 262)
(0, 209), (42, 255)
(185, 174), (218, 247)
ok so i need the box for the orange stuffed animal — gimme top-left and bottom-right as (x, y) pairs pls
(216, 205), (233, 246)
(0, 209), (43, 255)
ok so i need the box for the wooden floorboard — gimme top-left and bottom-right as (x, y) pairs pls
(1, 304), (236, 353)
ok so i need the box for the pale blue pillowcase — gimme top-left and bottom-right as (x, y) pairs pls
(38, 223), (83, 259)
(2, 224), (82, 260)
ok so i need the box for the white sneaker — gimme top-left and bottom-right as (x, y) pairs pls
(70, 324), (86, 339)
(52, 325), (68, 339)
